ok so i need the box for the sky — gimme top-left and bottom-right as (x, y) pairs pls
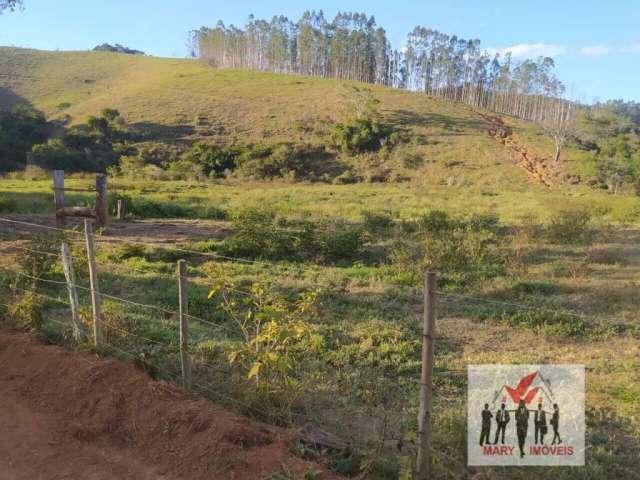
(1, 0), (639, 102)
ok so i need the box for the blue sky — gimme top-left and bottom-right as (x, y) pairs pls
(1, 0), (639, 101)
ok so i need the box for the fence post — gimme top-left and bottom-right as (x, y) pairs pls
(53, 170), (65, 228)
(177, 259), (191, 389)
(116, 199), (125, 220)
(417, 271), (436, 479)
(95, 174), (108, 229)
(84, 219), (102, 347)
(61, 242), (84, 341)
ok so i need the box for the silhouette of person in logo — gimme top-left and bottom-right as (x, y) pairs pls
(479, 403), (493, 446)
(534, 403), (547, 444)
(551, 403), (562, 445)
(515, 399), (529, 458)
(493, 403), (510, 444)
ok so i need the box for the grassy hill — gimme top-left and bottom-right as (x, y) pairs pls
(1, 48), (640, 479)
(0, 46), (593, 188)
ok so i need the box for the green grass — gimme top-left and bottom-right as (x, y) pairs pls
(1, 47), (640, 479)
(1, 176), (639, 224)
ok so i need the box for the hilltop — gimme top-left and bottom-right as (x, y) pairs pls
(0, 47), (597, 188)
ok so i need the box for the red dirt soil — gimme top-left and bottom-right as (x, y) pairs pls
(0, 325), (340, 480)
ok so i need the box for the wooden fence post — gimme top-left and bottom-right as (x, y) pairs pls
(53, 170), (65, 228)
(95, 175), (108, 229)
(61, 242), (84, 341)
(417, 271), (436, 479)
(116, 199), (125, 220)
(177, 259), (191, 389)
(84, 219), (102, 347)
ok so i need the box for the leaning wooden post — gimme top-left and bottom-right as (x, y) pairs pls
(61, 242), (85, 341)
(95, 174), (108, 229)
(53, 170), (65, 228)
(116, 199), (125, 220)
(177, 259), (192, 389)
(417, 271), (436, 479)
(84, 219), (102, 347)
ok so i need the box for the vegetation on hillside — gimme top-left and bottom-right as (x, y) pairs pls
(93, 43), (145, 55)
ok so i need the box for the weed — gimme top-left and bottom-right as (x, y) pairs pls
(8, 291), (44, 332)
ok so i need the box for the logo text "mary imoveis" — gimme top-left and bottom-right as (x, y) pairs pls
(468, 364), (585, 467)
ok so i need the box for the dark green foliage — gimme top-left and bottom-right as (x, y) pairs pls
(330, 117), (386, 154)
(236, 143), (305, 180)
(180, 142), (239, 177)
(0, 106), (48, 170)
(29, 139), (87, 170)
(93, 43), (145, 55)
(180, 142), (314, 180)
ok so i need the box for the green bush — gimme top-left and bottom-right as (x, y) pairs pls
(9, 292), (44, 332)
(218, 208), (365, 264)
(388, 211), (506, 288)
(362, 210), (394, 238)
(330, 117), (386, 154)
(547, 209), (593, 244)
(180, 142), (239, 178)
(316, 221), (364, 262)
(236, 143), (305, 180)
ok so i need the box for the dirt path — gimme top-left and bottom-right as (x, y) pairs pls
(0, 325), (339, 480)
(471, 109), (554, 187)
(0, 215), (231, 244)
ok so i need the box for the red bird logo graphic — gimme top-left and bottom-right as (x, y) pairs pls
(504, 372), (540, 404)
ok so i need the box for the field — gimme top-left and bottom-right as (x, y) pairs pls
(1, 175), (639, 479)
(1, 48), (639, 480)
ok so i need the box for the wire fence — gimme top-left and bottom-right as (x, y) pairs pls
(0, 215), (599, 479)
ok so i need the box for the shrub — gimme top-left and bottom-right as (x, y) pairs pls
(8, 291), (44, 332)
(547, 209), (593, 244)
(219, 208), (365, 264)
(388, 211), (506, 288)
(316, 221), (364, 262)
(236, 143), (305, 180)
(181, 142), (239, 178)
(219, 208), (293, 260)
(362, 211), (394, 238)
(330, 117), (386, 154)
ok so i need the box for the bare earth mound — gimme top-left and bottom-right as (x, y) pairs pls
(0, 325), (339, 480)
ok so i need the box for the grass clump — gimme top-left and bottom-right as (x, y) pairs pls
(477, 306), (587, 338)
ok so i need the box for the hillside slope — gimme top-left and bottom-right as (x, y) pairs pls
(0, 47), (583, 187)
